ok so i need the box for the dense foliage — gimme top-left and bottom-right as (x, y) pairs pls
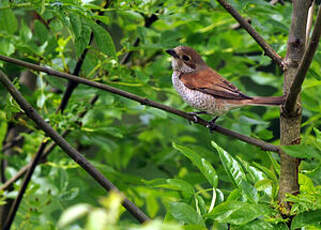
(0, 0), (321, 229)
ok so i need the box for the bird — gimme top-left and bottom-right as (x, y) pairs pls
(166, 46), (284, 130)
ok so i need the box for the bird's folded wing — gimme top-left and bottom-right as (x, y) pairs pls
(180, 68), (252, 100)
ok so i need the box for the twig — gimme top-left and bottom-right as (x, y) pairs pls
(0, 27), (141, 192)
(0, 55), (280, 152)
(0, 96), (97, 192)
(216, 0), (285, 69)
(3, 141), (47, 230)
(120, 14), (158, 64)
(0, 70), (150, 224)
(285, 5), (321, 113)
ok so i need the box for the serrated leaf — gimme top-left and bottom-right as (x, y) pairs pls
(211, 141), (258, 202)
(168, 202), (205, 226)
(206, 201), (271, 225)
(90, 22), (116, 58)
(173, 143), (218, 187)
(291, 209), (321, 229)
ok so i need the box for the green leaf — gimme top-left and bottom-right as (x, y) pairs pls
(173, 143), (218, 187)
(75, 18), (92, 57)
(34, 20), (48, 44)
(69, 13), (82, 39)
(90, 22), (116, 58)
(211, 141), (258, 202)
(281, 144), (320, 159)
(144, 178), (194, 199)
(0, 9), (17, 34)
(168, 202), (205, 226)
(291, 209), (321, 229)
(206, 201), (271, 225)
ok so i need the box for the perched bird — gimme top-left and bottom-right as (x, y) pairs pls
(166, 46), (284, 129)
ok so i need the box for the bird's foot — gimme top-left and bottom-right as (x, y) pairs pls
(206, 116), (219, 132)
(188, 111), (208, 124)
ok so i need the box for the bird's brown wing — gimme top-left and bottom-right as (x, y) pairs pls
(180, 68), (252, 100)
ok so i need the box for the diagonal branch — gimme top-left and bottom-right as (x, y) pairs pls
(216, 0), (285, 69)
(285, 5), (321, 113)
(0, 55), (280, 152)
(0, 71), (150, 224)
(4, 141), (47, 230)
(0, 96), (98, 192)
(57, 0), (111, 113)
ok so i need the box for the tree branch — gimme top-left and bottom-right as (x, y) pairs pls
(279, 0), (312, 213)
(216, 0), (285, 69)
(0, 55), (280, 152)
(0, 71), (150, 224)
(285, 5), (321, 113)
(57, 0), (111, 113)
(0, 96), (98, 192)
(4, 141), (47, 230)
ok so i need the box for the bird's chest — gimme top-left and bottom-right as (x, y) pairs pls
(171, 72), (217, 112)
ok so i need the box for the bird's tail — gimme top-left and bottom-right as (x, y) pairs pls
(248, 96), (285, 106)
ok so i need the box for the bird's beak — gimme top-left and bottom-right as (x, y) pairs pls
(166, 49), (179, 59)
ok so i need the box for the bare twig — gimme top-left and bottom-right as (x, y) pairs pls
(285, 5), (321, 113)
(4, 142), (47, 230)
(0, 96), (98, 192)
(0, 55), (280, 152)
(0, 70), (150, 224)
(216, 0), (285, 69)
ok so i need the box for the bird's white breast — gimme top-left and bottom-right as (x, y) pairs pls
(172, 71), (222, 115)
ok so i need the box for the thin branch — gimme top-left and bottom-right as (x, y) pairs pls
(120, 14), (158, 64)
(57, 0), (111, 113)
(0, 55), (280, 152)
(285, 5), (321, 113)
(216, 0), (285, 69)
(0, 28), (140, 191)
(0, 71), (150, 224)
(3, 141), (47, 230)
(0, 96), (97, 192)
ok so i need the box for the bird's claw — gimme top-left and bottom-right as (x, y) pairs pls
(206, 117), (219, 133)
(187, 112), (199, 124)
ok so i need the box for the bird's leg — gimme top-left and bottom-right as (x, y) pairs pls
(188, 111), (208, 123)
(206, 116), (219, 132)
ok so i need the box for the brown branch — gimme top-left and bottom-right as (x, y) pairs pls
(216, 0), (285, 69)
(0, 55), (280, 152)
(4, 141), (47, 230)
(0, 70), (150, 224)
(279, 0), (312, 214)
(0, 95), (98, 192)
(285, 5), (321, 114)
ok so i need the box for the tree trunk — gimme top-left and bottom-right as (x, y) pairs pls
(279, 0), (312, 213)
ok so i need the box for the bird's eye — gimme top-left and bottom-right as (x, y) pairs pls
(182, 55), (190, 61)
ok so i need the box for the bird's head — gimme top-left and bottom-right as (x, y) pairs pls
(166, 46), (207, 73)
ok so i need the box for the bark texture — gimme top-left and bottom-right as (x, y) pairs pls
(279, 0), (312, 212)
